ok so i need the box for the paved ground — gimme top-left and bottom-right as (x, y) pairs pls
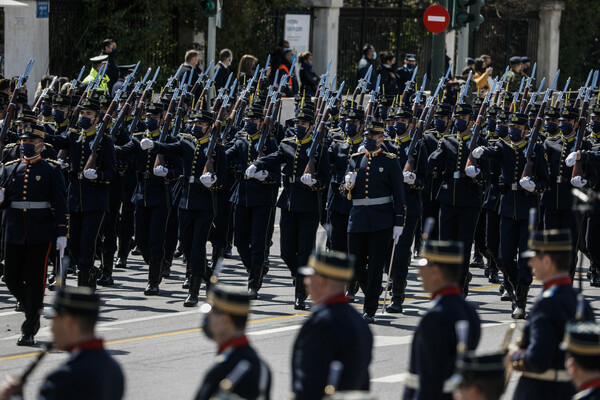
(1, 223), (599, 399)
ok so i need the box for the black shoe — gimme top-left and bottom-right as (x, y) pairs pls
(144, 282), (160, 296)
(162, 266), (171, 279)
(15, 302), (24, 312)
(131, 247), (142, 256)
(248, 288), (258, 300)
(484, 266), (490, 278)
(182, 278), (190, 289)
(385, 301), (403, 314)
(97, 273), (114, 286)
(362, 313), (375, 324)
(592, 272), (600, 287)
(183, 293), (198, 307)
(48, 274), (55, 285)
(115, 257), (127, 268)
(173, 249), (183, 258)
(224, 245), (233, 259)
(489, 269), (500, 284)
(16, 334), (34, 346)
(294, 295), (306, 310)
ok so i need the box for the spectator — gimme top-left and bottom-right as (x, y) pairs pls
(277, 47), (298, 97)
(375, 51), (399, 96)
(480, 54), (492, 69)
(473, 58), (494, 95)
(298, 51), (318, 96)
(100, 39), (118, 92)
(237, 54), (258, 85)
(177, 50), (202, 89)
(520, 56), (532, 76)
(270, 40), (290, 78)
(460, 57), (475, 79)
(396, 53), (417, 93)
(356, 43), (377, 90)
(214, 48), (233, 91)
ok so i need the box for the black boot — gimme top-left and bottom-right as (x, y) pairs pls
(115, 237), (130, 268)
(144, 260), (161, 296)
(512, 285), (529, 319)
(203, 266), (215, 290)
(386, 279), (407, 313)
(500, 283), (515, 301)
(470, 248), (484, 269)
(77, 269), (96, 290)
(488, 261), (500, 284)
(183, 276), (202, 307)
(97, 253), (114, 286)
(346, 278), (359, 303)
(161, 260), (171, 279)
(460, 271), (472, 297)
(592, 268), (600, 287)
(294, 276), (307, 310)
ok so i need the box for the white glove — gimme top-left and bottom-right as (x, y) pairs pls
(465, 165), (480, 178)
(571, 176), (588, 188)
(392, 226), (404, 245)
(140, 138), (154, 150)
(301, 173), (316, 187)
(83, 169), (97, 180)
(344, 172), (357, 190)
(254, 170), (268, 182)
(56, 236), (67, 252)
(153, 166), (168, 177)
(58, 158), (69, 169)
(200, 172), (217, 188)
(0, 187), (4, 204)
(472, 146), (485, 159)
(519, 176), (536, 193)
(357, 145), (366, 153)
(565, 152), (578, 167)
(245, 164), (257, 179)
(403, 171), (416, 185)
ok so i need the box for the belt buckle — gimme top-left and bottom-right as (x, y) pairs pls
(78, 172), (83, 180)
(557, 176), (564, 183)
(453, 171), (460, 179)
(189, 176), (195, 183)
(22, 201), (30, 208)
(511, 183), (518, 191)
(290, 176), (296, 183)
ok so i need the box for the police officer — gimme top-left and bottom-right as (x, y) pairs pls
(195, 284), (272, 400)
(228, 104), (279, 298)
(45, 97), (117, 289)
(293, 248), (373, 399)
(344, 120), (406, 323)
(505, 229), (595, 400)
(0, 124), (68, 346)
(563, 321), (600, 400)
(396, 53), (417, 94)
(0, 287), (125, 399)
(387, 106), (427, 313)
(471, 112), (550, 318)
(250, 104), (330, 310)
(452, 352), (506, 400)
(429, 102), (486, 296)
(402, 240), (481, 400)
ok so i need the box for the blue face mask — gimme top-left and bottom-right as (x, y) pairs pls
(363, 137), (379, 152)
(20, 142), (36, 158)
(145, 117), (159, 132)
(372, 51), (377, 60)
(338, 120), (346, 131)
(496, 124), (508, 138)
(591, 120), (600, 134)
(379, 108), (388, 120)
(394, 122), (408, 136)
(294, 125), (307, 139)
(244, 122), (258, 135)
(191, 126), (204, 138)
(78, 116), (93, 130)
(345, 123), (358, 137)
(385, 125), (395, 137)
(454, 118), (468, 133)
(434, 119), (446, 133)
(486, 119), (496, 133)
(40, 105), (52, 118)
(509, 127), (523, 142)
(559, 122), (573, 136)
(544, 122), (559, 136)
(52, 109), (65, 124)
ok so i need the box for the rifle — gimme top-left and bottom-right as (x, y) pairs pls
(171, 70), (197, 138)
(129, 67), (159, 136)
(552, 77), (571, 108)
(211, 72), (233, 112)
(457, 70), (472, 105)
(303, 81), (345, 177)
(203, 92), (232, 175)
(154, 76), (185, 169)
(522, 70), (560, 178)
(410, 73), (427, 118)
(189, 60), (214, 99)
(466, 80), (496, 168)
(356, 66), (373, 110)
(32, 75), (58, 114)
(509, 77), (525, 113)
(67, 62), (107, 130)
(572, 70), (599, 180)
(573, 71), (594, 109)
(523, 77), (546, 116)
(0, 58), (34, 155)
(256, 76), (287, 158)
(315, 59), (332, 112)
(518, 63), (537, 112)
(364, 75), (381, 124)
(493, 66), (510, 106)
(223, 66), (259, 140)
(400, 65), (418, 106)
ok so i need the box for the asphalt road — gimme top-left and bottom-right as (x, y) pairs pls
(1, 222), (599, 399)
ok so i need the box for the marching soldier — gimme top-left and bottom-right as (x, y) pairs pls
(51, 93), (72, 137)
(0, 287), (125, 399)
(195, 284), (272, 400)
(470, 112), (550, 318)
(44, 97), (117, 289)
(452, 352), (507, 400)
(402, 239), (481, 400)
(292, 248), (373, 399)
(543, 106), (562, 139)
(227, 103), (279, 298)
(249, 104), (330, 310)
(0, 124), (68, 346)
(505, 229), (595, 400)
(344, 120), (406, 323)
(563, 321), (600, 400)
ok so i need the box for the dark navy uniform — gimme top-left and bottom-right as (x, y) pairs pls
(563, 321), (600, 400)
(0, 133), (68, 343)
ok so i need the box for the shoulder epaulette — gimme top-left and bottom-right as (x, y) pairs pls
(282, 137), (295, 142)
(180, 133), (195, 142)
(132, 131), (145, 137)
(46, 159), (62, 166)
(384, 151), (397, 159)
(68, 128), (79, 134)
(44, 143), (54, 148)
(5, 159), (19, 165)
(332, 138), (345, 143)
(350, 152), (365, 157)
(5, 143), (17, 149)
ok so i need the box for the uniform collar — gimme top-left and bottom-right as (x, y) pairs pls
(295, 135), (312, 145)
(562, 134), (576, 143)
(248, 133), (260, 142)
(145, 129), (161, 139)
(67, 337), (104, 353)
(365, 148), (383, 157)
(457, 133), (472, 142)
(347, 135), (363, 145)
(510, 139), (528, 150)
(581, 377), (600, 391)
(432, 284), (461, 300)
(543, 274), (572, 291)
(437, 132), (450, 139)
(55, 120), (68, 129)
(590, 132), (600, 141)
(395, 134), (411, 144)
(218, 334), (249, 355)
(23, 154), (42, 164)
(196, 135), (210, 145)
(80, 128), (97, 137)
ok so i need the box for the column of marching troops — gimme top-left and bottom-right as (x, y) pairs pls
(2, 54), (600, 400)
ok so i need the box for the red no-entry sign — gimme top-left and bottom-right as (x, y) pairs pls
(423, 5), (450, 33)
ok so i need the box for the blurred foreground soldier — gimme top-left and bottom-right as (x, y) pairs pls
(0, 125), (68, 346)
(402, 240), (481, 400)
(292, 249), (373, 399)
(563, 321), (600, 400)
(505, 229), (595, 400)
(0, 287), (125, 400)
(452, 352), (506, 400)
(196, 284), (271, 400)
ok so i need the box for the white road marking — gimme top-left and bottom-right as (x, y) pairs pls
(247, 325), (301, 336)
(372, 373), (405, 383)
(374, 335), (413, 347)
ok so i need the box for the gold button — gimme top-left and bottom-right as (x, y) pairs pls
(23, 185), (27, 188)
(22, 197), (26, 200)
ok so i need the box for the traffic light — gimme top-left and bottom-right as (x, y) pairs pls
(450, 0), (477, 30)
(469, 0), (485, 31)
(199, 0), (218, 16)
